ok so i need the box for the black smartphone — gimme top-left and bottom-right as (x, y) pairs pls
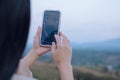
(40, 10), (61, 47)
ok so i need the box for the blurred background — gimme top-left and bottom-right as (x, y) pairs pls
(24, 0), (120, 80)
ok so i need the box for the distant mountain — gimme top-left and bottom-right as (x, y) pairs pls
(72, 38), (120, 51)
(71, 38), (120, 66)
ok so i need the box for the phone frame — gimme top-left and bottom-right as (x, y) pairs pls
(40, 10), (61, 47)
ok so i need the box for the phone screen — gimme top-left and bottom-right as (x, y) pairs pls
(40, 10), (60, 46)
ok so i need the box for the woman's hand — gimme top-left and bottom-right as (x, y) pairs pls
(23, 26), (50, 68)
(51, 33), (72, 66)
(31, 26), (50, 57)
(51, 33), (74, 80)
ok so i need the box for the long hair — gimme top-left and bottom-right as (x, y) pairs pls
(0, 0), (30, 80)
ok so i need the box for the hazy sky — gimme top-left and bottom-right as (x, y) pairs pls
(27, 0), (120, 44)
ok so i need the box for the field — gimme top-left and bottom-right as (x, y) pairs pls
(24, 39), (120, 80)
(30, 62), (120, 80)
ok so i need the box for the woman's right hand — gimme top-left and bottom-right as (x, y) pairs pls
(51, 33), (74, 80)
(51, 33), (72, 67)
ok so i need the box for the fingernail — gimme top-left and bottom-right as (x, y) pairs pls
(52, 42), (55, 45)
(55, 34), (57, 37)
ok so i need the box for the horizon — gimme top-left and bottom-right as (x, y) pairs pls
(27, 0), (120, 45)
(69, 37), (120, 45)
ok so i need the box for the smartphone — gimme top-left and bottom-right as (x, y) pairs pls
(40, 10), (61, 47)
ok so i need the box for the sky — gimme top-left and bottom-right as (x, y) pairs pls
(27, 0), (120, 44)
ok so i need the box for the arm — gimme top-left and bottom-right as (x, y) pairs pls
(23, 26), (50, 68)
(17, 26), (50, 76)
(51, 34), (74, 80)
(58, 64), (73, 80)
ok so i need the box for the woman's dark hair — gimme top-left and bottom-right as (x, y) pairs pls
(0, 0), (30, 80)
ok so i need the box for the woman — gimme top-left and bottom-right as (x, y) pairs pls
(0, 0), (74, 80)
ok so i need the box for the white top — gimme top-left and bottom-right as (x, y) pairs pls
(11, 74), (37, 80)
(11, 60), (38, 80)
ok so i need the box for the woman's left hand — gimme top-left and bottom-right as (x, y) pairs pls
(23, 26), (50, 68)
(31, 26), (50, 57)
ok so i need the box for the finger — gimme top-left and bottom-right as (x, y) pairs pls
(51, 42), (56, 54)
(37, 26), (41, 37)
(59, 32), (63, 43)
(35, 26), (41, 43)
(61, 34), (70, 46)
(59, 32), (62, 36)
(34, 35), (39, 46)
(61, 33), (69, 42)
(55, 35), (61, 46)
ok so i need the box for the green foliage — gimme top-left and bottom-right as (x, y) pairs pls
(72, 49), (120, 70)
(31, 62), (119, 80)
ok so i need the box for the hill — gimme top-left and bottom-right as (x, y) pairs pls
(23, 38), (120, 71)
(30, 62), (120, 80)
(74, 38), (120, 51)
